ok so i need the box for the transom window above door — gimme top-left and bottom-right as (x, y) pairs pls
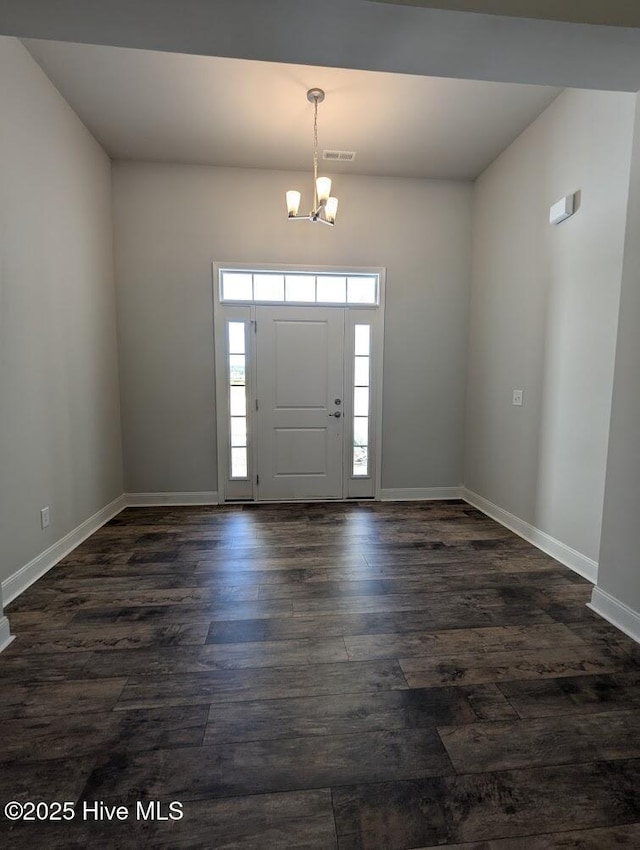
(219, 268), (379, 306)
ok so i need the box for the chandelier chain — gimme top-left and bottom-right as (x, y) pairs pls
(313, 96), (319, 206)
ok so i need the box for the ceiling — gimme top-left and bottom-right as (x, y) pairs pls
(368, 0), (640, 28)
(24, 39), (560, 180)
(3, 0), (640, 92)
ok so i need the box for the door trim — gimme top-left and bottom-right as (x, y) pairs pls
(213, 262), (386, 503)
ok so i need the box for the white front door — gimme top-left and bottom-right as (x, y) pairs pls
(255, 306), (345, 500)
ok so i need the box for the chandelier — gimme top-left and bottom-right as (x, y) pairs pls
(286, 88), (339, 226)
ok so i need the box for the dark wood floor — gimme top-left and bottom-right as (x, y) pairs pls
(1, 500), (640, 849)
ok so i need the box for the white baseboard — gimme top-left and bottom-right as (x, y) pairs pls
(0, 615), (14, 653)
(126, 491), (219, 507)
(589, 587), (640, 645)
(380, 487), (463, 502)
(1, 494), (127, 606)
(1, 492), (221, 608)
(462, 488), (598, 583)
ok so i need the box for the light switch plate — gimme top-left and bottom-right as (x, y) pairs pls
(512, 390), (524, 407)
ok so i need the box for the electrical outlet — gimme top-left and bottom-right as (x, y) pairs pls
(512, 390), (524, 407)
(40, 506), (50, 529)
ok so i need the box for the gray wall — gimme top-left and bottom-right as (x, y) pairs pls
(0, 38), (123, 588)
(465, 88), (635, 563)
(597, 92), (640, 617)
(112, 162), (473, 494)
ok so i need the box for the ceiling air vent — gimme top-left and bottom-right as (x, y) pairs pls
(323, 150), (357, 163)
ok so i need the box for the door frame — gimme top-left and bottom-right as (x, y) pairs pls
(212, 262), (386, 503)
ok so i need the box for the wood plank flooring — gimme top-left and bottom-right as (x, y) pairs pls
(1, 500), (639, 849)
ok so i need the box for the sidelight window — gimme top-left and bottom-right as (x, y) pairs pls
(353, 324), (371, 477)
(227, 322), (248, 479)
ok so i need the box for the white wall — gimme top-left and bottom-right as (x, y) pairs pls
(112, 163), (473, 494)
(0, 38), (123, 590)
(465, 88), (635, 565)
(594, 92), (640, 637)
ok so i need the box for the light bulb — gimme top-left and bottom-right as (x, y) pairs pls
(286, 190), (301, 217)
(316, 177), (332, 204)
(325, 196), (338, 223)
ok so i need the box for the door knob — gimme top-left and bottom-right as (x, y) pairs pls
(330, 411), (342, 418)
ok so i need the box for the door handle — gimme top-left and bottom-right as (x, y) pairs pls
(330, 411), (342, 418)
